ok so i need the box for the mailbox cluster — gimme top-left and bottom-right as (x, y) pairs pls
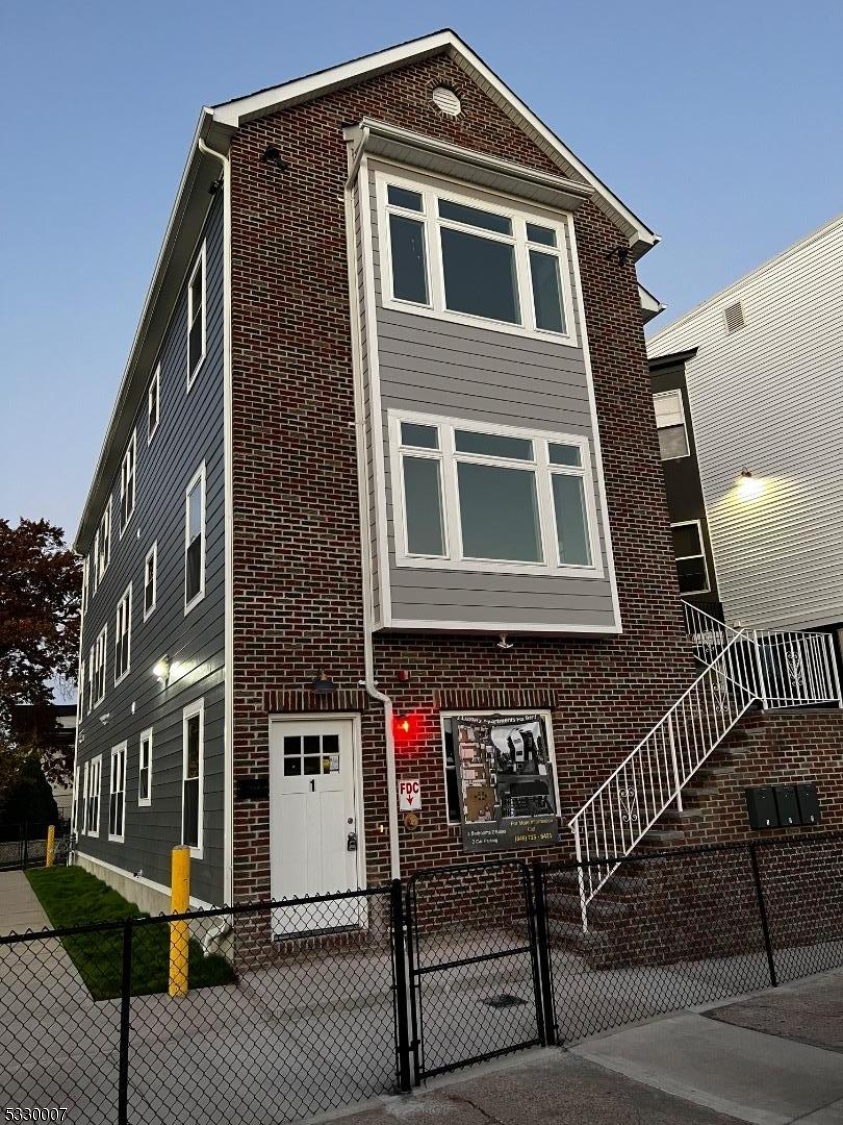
(745, 783), (821, 830)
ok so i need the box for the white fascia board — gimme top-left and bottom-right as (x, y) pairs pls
(639, 283), (666, 323)
(213, 29), (658, 258)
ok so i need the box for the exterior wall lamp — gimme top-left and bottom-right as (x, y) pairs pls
(737, 468), (765, 500)
(153, 655), (171, 685)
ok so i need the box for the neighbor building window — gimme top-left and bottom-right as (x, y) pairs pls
(671, 521), (709, 594)
(138, 729), (153, 807)
(143, 543), (157, 620)
(379, 175), (575, 343)
(653, 390), (690, 460)
(390, 413), (598, 575)
(108, 742), (127, 842)
(84, 755), (102, 836)
(182, 699), (204, 856)
(119, 429), (136, 534)
(95, 502), (111, 584)
(148, 364), (160, 443)
(93, 625), (108, 705)
(187, 243), (206, 387)
(184, 464), (206, 611)
(114, 586), (131, 684)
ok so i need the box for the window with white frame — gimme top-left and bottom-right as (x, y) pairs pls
(138, 729), (153, 806)
(653, 390), (690, 460)
(108, 742), (127, 841)
(182, 700), (204, 855)
(143, 543), (157, 620)
(671, 521), (709, 594)
(119, 430), (137, 533)
(379, 174), (575, 343)
(95, 503), (111, 583)
(81, 761), (89, 833)
(187, 243), (206, 387)
(390, 413), (599, 576)
(78, 661), (85, 724)
(184, 464), (206, 611)
(71, 764), (79, 836)
(82, 557), (90, 615)
(93, 626), (108, 705)
(84, 755), (102, 835)
(114, 586), (131, 684)
(87, 647), (95, 715)
(148, 364), (160, 443)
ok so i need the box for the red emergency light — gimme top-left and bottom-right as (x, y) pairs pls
(392, 712), (421, 746)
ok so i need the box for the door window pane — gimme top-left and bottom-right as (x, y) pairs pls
(403, 457), (445, 556)
(183, 779), (199, 847)
(530, 250), (566, 333)
(438, 199), (511, 234)
(671, 523), (702, 558)
(389, 215), (428, 304)
(552, 474), (592, 566)
(658, 425), (689, 459)
(457, 463), (542, 562)
(676, 556), (708, 593)
(455, 431), (533, 461)
(440, 228), (519, 324)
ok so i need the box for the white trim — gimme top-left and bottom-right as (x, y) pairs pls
(388, 616), (622, 635)
(653, 388), (690, 462)
(75, 850), (214, 910)
(138, 728), (153, 807)
(375, 169), (578, 347)
(388, 410), (602, 579)
(113, 583), (132, 686)
(186, 241), (207, 390)
(439, 708), (560, 827)
(93, 624), (108, 706)
(119, 427), (137, 536)
(147, 364), (161, 444)
(182, 698), (205, 859)
(108, 741), (127, 843)
(671, 519), (711, 596)
(184, 461), (206, 614)
(143, 542), (157, 621)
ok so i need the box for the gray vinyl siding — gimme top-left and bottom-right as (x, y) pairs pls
(74, 193), (226, 905)
(366, 163), (616, 631)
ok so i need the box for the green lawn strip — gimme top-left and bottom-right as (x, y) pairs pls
(26, 867), (234, 1000)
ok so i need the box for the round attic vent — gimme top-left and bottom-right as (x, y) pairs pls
(432, 86), (461, 116)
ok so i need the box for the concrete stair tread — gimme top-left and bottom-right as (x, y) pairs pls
(546, 891), (631, 920)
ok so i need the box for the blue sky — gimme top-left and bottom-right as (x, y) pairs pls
(2, 0), (841, 542)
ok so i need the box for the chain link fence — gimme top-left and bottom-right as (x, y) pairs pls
(0, 823), (70, 871)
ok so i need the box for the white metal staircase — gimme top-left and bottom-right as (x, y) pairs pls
(569, 601), (842, 930)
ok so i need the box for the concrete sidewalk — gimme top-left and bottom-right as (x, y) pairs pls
(0, 869), (54, 935)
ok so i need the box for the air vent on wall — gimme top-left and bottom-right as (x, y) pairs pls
(724, 301), (745, 334)
(432, 86), (461, 117)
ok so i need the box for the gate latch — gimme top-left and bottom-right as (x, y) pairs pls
(347, 832), (358, 852)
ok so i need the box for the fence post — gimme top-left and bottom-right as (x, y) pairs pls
(531, 863), (556, 1046)
(390, 879), (412, 1093)
(45, 825), (55, 868)
(169, 846), (191, 998)
(748, 843), (777, 988)
(118, 918), (133, 1125)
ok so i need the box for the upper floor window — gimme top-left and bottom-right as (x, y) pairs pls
(81, 557), (90, 616)
(108, 742), (127, 842)
(114, 585), (132, 684)
(671, 521), (709, 595)
(93, 625), (108, 705)
(143, 542), (157, 620)
(119, 429), (137, 534)
(148, 365), (160, 443)
(390, 412), (599, 577)
(185, 463), (206, 612)
(187, 243), (206, 388)
(95, 503), (111, 585)
(87, 647), (95, 715)
(138, 728), (153, 807)
(654, 390), (689, 460)
(378, 174), (575, 345)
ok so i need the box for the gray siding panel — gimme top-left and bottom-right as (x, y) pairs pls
(74, 193), (226, 905)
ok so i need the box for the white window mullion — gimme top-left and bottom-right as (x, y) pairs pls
(440, 424), (463, 563)
(534, 440), (557, 567)
(512, 217), (535, 331)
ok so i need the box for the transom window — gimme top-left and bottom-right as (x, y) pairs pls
(114, 585), (131, 684)
(379, 174), (575, 343)
(390, 413), (599, 576)
(653, 390), (689, 460)
(671, 521), (709, 594)
(108, 742), (127, 842)
(119, 430), (136, 534)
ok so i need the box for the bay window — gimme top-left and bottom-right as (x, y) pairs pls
(390, 413), (599, 576)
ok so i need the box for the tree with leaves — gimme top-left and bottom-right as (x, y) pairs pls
(0, 519), (82, 798)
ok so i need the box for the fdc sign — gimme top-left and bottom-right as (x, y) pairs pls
(398, 779), (422, 811)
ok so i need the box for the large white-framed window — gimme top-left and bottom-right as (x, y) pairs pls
(87, 647), (95, 715)
(119, 429), (137, 534)
(389, 411), (601, 578)
(108, 742), (127, 842)
(114, 585), (132, 684)
(83, 755), (102, 836)
(93, 625), (108, 706)
(71, 764), (80, 836)
(377, 171), (577, 346)
(148, 364), (160, 444)
(186, 242), (207, 388)
(95, 502), (111, 585)
(81, 557), (90, 616)
(77, 661), (85, 725)
(184, 463), (206, 613)
(143, 542), (157, 621)
(138, 728), (153, 807)
(671, 521), (710, 595)
(653, 390), (690, 460)
(182, 699), (204, 858)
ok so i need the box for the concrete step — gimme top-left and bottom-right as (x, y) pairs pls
(546, 890), (632, 923)
(637, 828), (687, 848)
(657, 805), (705, 823)
(547, 867), (646, 896)
(697, 763), (739, 778)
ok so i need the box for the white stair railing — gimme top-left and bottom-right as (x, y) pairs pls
(569, 631), (758, 930)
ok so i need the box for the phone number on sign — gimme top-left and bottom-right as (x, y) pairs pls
(5, 1111), (69, 1122)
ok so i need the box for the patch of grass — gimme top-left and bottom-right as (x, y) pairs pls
(26, 866), (235, 1000)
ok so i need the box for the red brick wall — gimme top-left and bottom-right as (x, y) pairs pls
(228, 51), (700, 902)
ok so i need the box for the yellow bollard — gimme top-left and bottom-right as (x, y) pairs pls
(168, 845), (191, 998)
(45, 825), (55, 868)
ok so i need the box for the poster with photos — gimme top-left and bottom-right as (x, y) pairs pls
(450, 714), (560, 853)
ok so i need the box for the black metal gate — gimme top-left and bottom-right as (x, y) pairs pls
(405, 860), (553, 1082)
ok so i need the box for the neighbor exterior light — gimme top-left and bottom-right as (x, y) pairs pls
(153, 655), (171, 685)
(737, 468), (765, 500)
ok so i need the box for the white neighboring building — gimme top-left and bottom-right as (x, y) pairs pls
(647, 213), (843, 639)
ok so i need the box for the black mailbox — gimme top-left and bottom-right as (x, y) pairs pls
(745, 787), (779, 829)
(773, 785), (800, 827)
(796, 783), (821, 825)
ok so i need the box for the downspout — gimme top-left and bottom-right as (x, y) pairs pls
(198, 134), (235, 916)
(344, 130), (401, 880)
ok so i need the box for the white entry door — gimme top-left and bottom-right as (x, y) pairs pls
(269, 717), (362, 936)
